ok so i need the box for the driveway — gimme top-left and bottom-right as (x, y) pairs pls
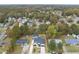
(2, 51), (7, 54)
(63, 46), (68, 54)
(21, 43), (29, 54)
(28, 40), (34, 54)
(40, 46), (45, 54)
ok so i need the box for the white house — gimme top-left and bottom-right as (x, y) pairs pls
(17, 17), (27, 27)
(72, 34), (76, 38)
(55, 39), (62, 44)
(27, 20), (33, 27)
(76, 35), (79, 39)
(46, 21), (50, 25)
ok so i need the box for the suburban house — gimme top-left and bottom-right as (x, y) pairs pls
(32, 35), (45, 47)
(76, 35), (79, 39)
(17, 17), (27, 27)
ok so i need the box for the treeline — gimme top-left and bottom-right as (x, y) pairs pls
(1, 8), (79, 23)
(63, 8), (79, 16)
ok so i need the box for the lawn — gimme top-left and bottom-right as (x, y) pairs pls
(12, 45), (22, 54)
(0, 28), (5, 32)
(33, 46), (40, 54)
(0, 47), (5, 53)
(65, 45), (79, 52)
(65, 35), (75, 39)
(2, 38), (12, 51)
(0, 38), (12, 53)
(3, 37), (12, 43)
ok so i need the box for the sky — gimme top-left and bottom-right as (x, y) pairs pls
(0, 0), (78, 4)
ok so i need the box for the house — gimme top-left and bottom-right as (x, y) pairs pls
(55, 39), (62, 44)
(73, 17), (79, 24)
(53, 10), (62, 16)
(7, 17), (16, 23)
(33, 35), (45, 47)
(46, 21), (51, 25)
(65, 39), (79, 45)
(16, 39), (28, 45)
(17, 17), (27, 27)
(0, 23), (4, 28)
(0, 33), (7, 41)
(72, 34), (76, 38)
(27, 19), (33, 27)
(76, 35), (79, 39)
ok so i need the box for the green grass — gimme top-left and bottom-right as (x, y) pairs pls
(66, 35), (75, 39)
(0, 47), (5, 53)
(0, 38), (12, 53)
(0, 28), (6, 32)
(12, 45), (22, 54)
(2, 37), (22, 54)
(65, 45), (79, 52)
(33, 46), (40, 54)
(3, 37), (12, 43)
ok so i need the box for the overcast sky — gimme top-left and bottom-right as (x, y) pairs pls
(0, 0), (78, 4)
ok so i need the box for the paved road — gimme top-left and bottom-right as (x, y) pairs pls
(40, 47), (45, 54)
(28, 40), (34, 54)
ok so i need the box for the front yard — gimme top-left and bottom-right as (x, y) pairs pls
(12, 45), (22, 54)
(33, 45), (40, 54)
(65, 45), (79, 52)
(0, 28), (6, 32)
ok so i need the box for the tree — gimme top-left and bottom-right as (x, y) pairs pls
(57, 42), (63, 54)
(12, 22), (20, 38)
(64, 8), (79, 16)
(6, 22), (20, 53)
(57, 23), (70, 35)
(70, 24), (79, 34)
(47, 24), (57, 39)
(48, 40), (56, 53)
(58, 42), (63, 49)
(19, 24), (29, 35)
(38, 24), (48, 34)
(49, 15), (59, 24)
(6, 22), (20, 38)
